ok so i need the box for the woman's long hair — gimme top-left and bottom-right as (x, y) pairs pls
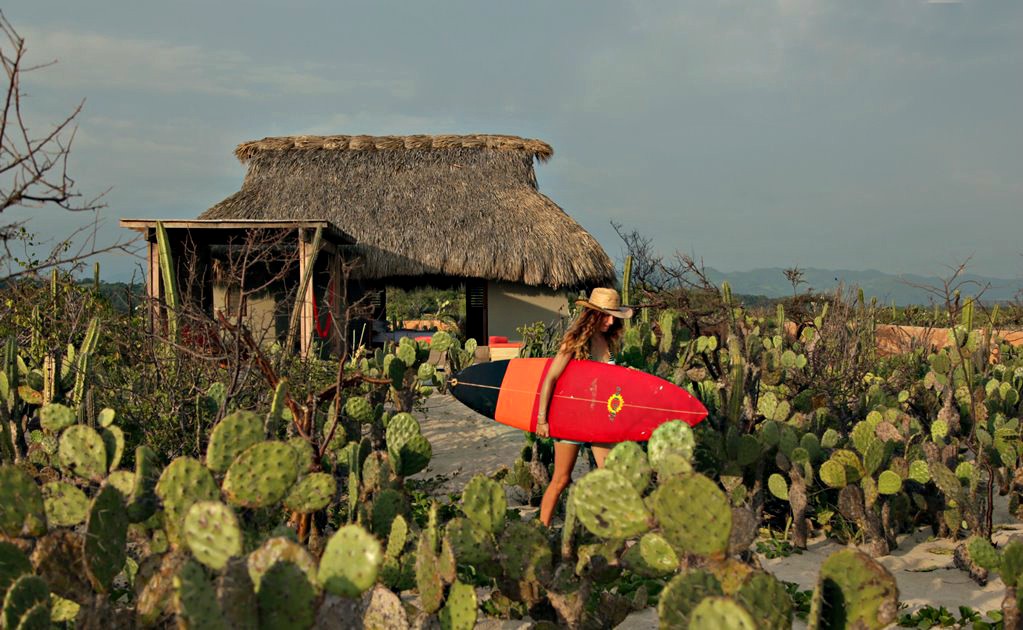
(559, 308), (625, 360)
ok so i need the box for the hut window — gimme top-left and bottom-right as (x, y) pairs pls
(468, 284), (486, 309)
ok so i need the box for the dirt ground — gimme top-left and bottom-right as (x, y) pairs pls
(410, 392), (1016, 628)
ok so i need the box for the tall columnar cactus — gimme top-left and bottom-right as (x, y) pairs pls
(155, 221), (180, 342)
(71, 316), (100, 407)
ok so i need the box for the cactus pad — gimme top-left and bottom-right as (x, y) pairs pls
(98, 407), (116, 428)
(657, 569), (723, 629)
(318, 524), (382, 598)
(288, 436), (315, 474)
(216, 557), (259, 630)
(877, 470), (902, 495)
(767, 474), (788, 501)
(127, 445), (161, 523)
(39, 403), (75, 433)
(0, 465), (46, 537)
(498, 521), (552, 584)
(415, 536), (445, 615)
(605, 441), (653, 494)
(58, 425), (107, 481)
(446, 517), (498, 569)
(460, 474), (506, 534)
(155, 456), (220, 543)
(223, 441), (300, 508)
(573, 469), (652, 539)
(385, 413), (432, 477)
(42, 481), (89, 527)
(283, 472), (336, 514)
(257, 560), (316, 630)
(100, 425), (125, 471)
(247, 537), (318, 593)
(84, 483), (128, 592)
(648, 420), (695, 478)
(183, 501), (242, 571)
(687, 596), (756, 630)
(813, 548), (899, 629)
(621, 532), (679, 578)
(107, 470), (136, 497)
(206, 410), (263, 473)
(819, 460), (848, 489)
(908, 460), (930, 484)
(2, 574), (49, 630)
(173, 559), (227, 630)
(929, 461), (963, 502)
(0, 541), (32, 601)
(369, 488), (406, 539)
(440, 580), (477, 630)
(735, 572), (792, 630)
(13, 599), (50, 630)
(652, 474), (731, 557)
(966, 536), (1000, 572)
(344, 396), (375, 424)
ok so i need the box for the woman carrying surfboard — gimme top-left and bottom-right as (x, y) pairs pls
(536, 287), (633, 527)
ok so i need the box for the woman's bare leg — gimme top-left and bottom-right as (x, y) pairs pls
(590, 443), (615, 469)
(539, 442), (580, 526)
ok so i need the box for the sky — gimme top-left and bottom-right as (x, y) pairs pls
(3, 0), (1022, 282)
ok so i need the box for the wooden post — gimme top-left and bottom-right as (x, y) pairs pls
(298, 230), (312, 357)
(147, 230), (162, 333)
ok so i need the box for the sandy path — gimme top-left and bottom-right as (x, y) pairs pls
(411, 393), (1015, 627)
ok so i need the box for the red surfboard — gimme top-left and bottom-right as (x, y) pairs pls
(450, 359), (708, 443)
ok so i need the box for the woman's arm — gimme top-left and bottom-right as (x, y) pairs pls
(535, 350), (573, 438)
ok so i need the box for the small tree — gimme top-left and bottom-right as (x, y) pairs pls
(0, 12), (132, 279)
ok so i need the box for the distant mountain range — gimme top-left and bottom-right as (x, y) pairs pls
(701, 267), (1023, 306)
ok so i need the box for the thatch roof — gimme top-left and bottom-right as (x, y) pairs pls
(199, 134), (615, 289)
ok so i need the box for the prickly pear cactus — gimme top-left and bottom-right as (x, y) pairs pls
(318, 524), (382, 598)
(83, 482), (128, 592)
(0, 541), (33, 597)
(344, 396), (376, 424)
(173, 559), (227, 630)
(258, 560), (316, 630)
(283, 472), (337, 513)
(288, 436), (315, 474)
(966, 536), (1000, 571)
(155, 456), (220, 543)
(445, 517), (498, 571)
(648, 420), (696, 478)
(460, 474), (506, 534)
(223, 441), (300, 508)
(385, 412), (432, 477)
(605, 441), (653, 494)
(99, 424), (125, 471)
(621, 532), (679, 578)
(206, 410), (264, 473)
(58, 424), (107, 481)
(247, 537), (318, 593)
(127, 445), (161, 523)
(440, 580), (478, 630)
(810, 548), (898, 630)
(415, 535), (445, 615)
(735, 572), (792, 630)
(183, 501), (243, 571)
(573, 469), (652, 539)
(657, 569), (723, 629)
(42, 481), (88, 528)
(687, 596), (757, 630)
(2, 574), (50, 630)
(0, 465), (46, 537)
(652, 474), (731, 557)
(39, 403), (75, 433)
(216, 557), (258, 630)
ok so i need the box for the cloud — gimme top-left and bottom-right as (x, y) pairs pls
(19, 27), (410, 100)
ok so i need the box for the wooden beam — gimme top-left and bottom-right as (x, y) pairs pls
(147, 231), (162, 332)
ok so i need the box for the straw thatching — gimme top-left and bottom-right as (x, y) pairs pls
(199, 134), (614, 289)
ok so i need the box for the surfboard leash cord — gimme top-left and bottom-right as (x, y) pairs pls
(447, 378), (706, 417)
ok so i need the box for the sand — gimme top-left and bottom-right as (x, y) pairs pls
(410, 392), (1017, 628)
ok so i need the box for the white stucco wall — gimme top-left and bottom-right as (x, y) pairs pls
(486, 281), (570, 341)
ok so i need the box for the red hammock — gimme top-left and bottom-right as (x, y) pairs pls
(310, 280), (335, 339)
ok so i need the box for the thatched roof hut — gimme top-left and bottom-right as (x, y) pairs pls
(198, 134), (614, 289)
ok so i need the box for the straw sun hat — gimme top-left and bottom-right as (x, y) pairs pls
(576, 287), (634, 319)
